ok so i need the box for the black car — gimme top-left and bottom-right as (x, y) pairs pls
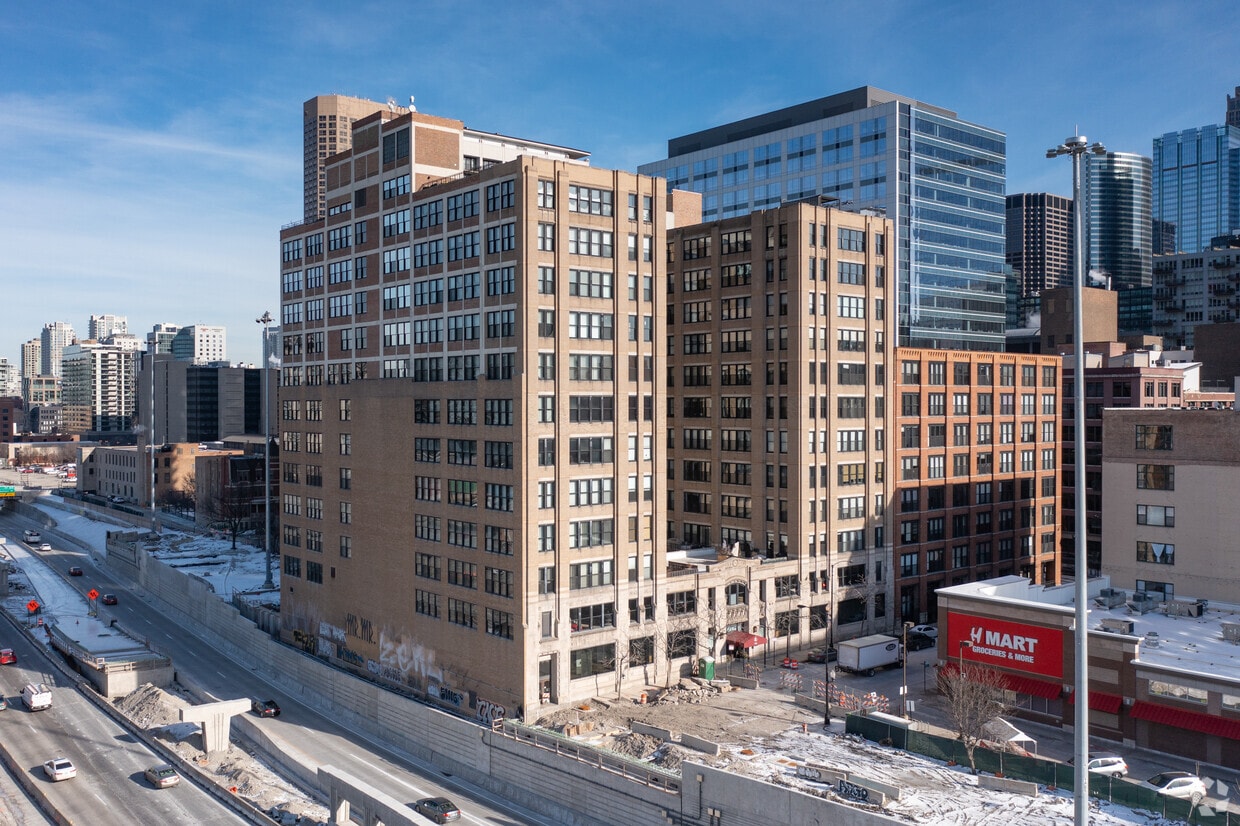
(414, 796), (461, 823)
(101, 593), (118, 605)
(252, 699), (281, 718)
(905, 631), (936, 651)
(68, 566), (83, 577)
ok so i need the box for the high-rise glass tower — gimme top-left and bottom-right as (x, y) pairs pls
(1083, 152), (1152, 289)
(639, 86), (1008, 350)
(1152, 125), (1240, 253)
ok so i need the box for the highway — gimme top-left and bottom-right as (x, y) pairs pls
(0, 630), (250, 825)
(1, 505), (547, 825)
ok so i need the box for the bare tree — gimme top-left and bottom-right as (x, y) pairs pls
(210, 482), (255, 550)
(658, 613), (700, 687)
(940, 664), (1012, 773)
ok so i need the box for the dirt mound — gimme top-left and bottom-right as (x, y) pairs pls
(114, 682), (188, 729)
(604, 731), (663, 759)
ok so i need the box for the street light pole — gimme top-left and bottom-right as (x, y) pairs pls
(256, 311), (275, 590)
(1048, 133), (1105, 826)
(902, 621), (913, 718)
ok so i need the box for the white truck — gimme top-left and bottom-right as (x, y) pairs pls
(837, 634), (904, 676)
(22, 683), (52, 711)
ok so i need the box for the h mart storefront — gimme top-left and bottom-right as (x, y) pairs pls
(936, 577), (1240, 767)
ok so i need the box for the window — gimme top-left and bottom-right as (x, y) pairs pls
(568, 227), (614, 257)
(838, 227), (865, 251)
(1136, 464), (1174, 490)
(568, 185), (614, 216)
(486, 179), (515, 211)
(1137, 504), (1175, 526)
(448, 598), (477, 629)
(1135, 424), (1174, 450)
(1136, 541), (1175, 565)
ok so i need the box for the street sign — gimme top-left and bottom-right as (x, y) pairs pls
(87, 589), (99, 601)
(26, 600), (39, 613)
(0, 485), (15, 498)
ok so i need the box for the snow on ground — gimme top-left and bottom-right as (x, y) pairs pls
(31, 498), (280, 603)
(725, 727), (1180, 825)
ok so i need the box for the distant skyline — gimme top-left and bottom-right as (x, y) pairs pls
(2, 0), (1237, 366)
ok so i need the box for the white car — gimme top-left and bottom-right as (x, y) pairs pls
(1142, 771), (1207, 803)
(43, 757), (76, 782)
(909, 624), (938, 639)
(1074, 753), (1127, 777)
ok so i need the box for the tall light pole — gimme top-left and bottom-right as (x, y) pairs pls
(1047, 134), (1105, 826)
(902, 621), (914, 718)
(257, 311), (275, 590)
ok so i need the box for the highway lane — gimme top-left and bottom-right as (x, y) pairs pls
(0, 631), (250, 826)
(2, 512), (546, 825)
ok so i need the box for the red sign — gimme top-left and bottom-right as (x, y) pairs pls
(26, 600), (40, 613)
(88, 589), (99, 601)
(946, 613), (1065, 680)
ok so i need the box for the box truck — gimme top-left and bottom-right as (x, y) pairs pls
(22, 683), (52, 711)
(837, 634), (903, 676)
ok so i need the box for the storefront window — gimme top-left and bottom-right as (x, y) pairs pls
(1148, 679), (1207, 704)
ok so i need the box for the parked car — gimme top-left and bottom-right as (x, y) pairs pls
(251, 698), (281, 718)
(0, 649), (15, 665)
(1142, 771), (1207, 803)
(905, 631), (936, 651)
(144, 764), (180, 789)
(68, 566), (83, 577)
(414, 796), (461, 823)
(804, 647), (838, 664)
(909, 624), (938, 639)
(43, 758), (76, 782)
(101, 594), (118, 605)
(1071, 753), (1128, 777)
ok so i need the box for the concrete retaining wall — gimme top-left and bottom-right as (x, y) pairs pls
(100, 535), (908, 826)
(687, 763), (905, 825)
(680, 733), (721, 755)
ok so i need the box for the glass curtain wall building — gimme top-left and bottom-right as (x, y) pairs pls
(1083, 153), (1152, 291)
(639, 87), (1007, 351)
(1152, 125), (1240, 254)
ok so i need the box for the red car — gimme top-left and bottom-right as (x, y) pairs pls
(101, 594), (118, 605)
(0, 649), (15, 665)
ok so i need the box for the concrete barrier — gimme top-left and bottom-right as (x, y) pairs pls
(631, 721), (674, 740)
(729, 675), (760, 689)
(978, 774), (1039, 797)
(679, 733), (721, 756)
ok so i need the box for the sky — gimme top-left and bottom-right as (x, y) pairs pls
(2, 0), (1237, 367)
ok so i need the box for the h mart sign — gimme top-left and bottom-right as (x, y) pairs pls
(947, 613), (1064, 679)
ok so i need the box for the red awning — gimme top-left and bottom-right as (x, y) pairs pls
(997, 672), (1062, 699)
(1066, 691), (1124, 714)
(726, 631), (767, 649)
(1131, 701), (1240, 741)
(940, 663), (1061, 699)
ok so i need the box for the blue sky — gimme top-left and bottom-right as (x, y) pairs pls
(2, 0), (1236, 366)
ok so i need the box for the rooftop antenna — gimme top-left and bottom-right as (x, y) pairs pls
(409, 95), (416, 113)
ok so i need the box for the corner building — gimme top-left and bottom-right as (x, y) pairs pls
(278, 105), (667, 718)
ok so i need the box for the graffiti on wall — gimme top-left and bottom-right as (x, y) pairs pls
(376, 627), (443, 685)
(345, 612), (376, 644)
(475, 697), (506, 725)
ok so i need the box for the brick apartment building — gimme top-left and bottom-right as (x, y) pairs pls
(894, 350), (1063, 624)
